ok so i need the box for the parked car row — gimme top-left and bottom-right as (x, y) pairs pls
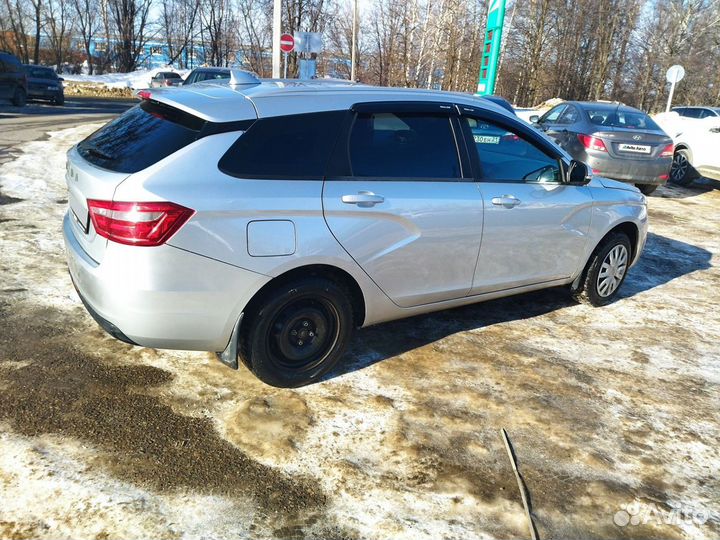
(0, 50), (65, 106)
(528, 101), (673, 195)
(513, 99), (720, 192)
(150, 67), (231, 88)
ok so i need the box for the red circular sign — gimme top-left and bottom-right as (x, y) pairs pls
(280, 33), (295, 53)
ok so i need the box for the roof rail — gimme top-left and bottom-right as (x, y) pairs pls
(229, 69), (261, 87)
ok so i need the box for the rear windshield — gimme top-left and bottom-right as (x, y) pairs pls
(77, 101), (205, 173)
(163, 72), (182, 79)
(586, 109), (660, 131)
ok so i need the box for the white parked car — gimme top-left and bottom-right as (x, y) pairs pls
(63, 72), (648, 387)
(670, 116), (720, 185)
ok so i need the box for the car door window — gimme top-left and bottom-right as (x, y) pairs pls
(683, 108), (702, 119)
(540, 105), (565, 124)
(218, 111), (346, 179)
(558, 105), (578, 124)
(463, 117), (561, 184)
(348, 112), (461, 179)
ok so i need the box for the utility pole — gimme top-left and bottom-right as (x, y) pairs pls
(351, 0), (358, 81)
(272, 0), (281, 78)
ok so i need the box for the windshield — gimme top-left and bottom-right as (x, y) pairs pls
(23, 66), (56, 78)
(586, 108), (661, 131)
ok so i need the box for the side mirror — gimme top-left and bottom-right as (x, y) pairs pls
(529, 115), (540, 123)
(58, 77), (64, 81)
(567, 160), (591, 185)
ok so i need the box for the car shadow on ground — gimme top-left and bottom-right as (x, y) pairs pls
(325, 231), (712, 381)
(653, 178), (720, 199)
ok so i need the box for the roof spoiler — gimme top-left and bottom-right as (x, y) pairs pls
(230, 69), (261, 87)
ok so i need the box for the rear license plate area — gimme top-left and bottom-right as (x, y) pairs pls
(618, 143), (651, 154)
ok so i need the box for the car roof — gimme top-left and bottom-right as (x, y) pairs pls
(191, 66), (231, 72)
(146, 79), (515, 123)
(565, 101), (645, 114)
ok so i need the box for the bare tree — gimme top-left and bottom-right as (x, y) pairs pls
(73, 0), (101, 73)
(108, 0), (153, 71)
(160, 0), (201, 67)
(44, 0), (75, 69)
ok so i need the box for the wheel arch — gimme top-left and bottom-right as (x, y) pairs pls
(573, 220), (640, 290)
(674, 143), (693, 162)
(242, 263), (367, 328)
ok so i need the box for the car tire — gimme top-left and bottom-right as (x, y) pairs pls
(635, 184), (658, 195)
(670, 148), (698, 186)
(239, 276), (354, 388)
(572, 232), (632, 307)
(11, 87), (26, 107)
(53, 94), (65, 106)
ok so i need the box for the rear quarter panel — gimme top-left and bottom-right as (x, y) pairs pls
(111, 131), (399, 328)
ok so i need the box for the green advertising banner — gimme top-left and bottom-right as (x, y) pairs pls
(476, 0), (507, 96)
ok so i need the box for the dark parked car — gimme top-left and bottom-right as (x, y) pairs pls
(0, 51), (28, 106)
(530, 101), (674, 195)
(149, 71), (184, 88)
(22, 65), (64, 105)
(183, 67), (231, 85)
(672, 106), (720, 119)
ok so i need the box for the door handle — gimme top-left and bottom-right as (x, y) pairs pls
(491, 196), (521, 208)
(341, 191), (385, 207)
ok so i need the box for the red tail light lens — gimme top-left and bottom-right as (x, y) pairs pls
(578, 134), (608, 152)
(660, 143), (674, 157)
(137, 90), (151, 100)
(87, 200), (194, 247)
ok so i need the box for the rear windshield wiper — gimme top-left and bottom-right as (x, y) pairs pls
(82, 143), (114, 161)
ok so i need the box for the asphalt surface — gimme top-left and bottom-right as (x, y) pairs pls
(0, 96), (134, 165)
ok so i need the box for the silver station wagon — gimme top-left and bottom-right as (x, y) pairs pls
(63, 72), (648, 387)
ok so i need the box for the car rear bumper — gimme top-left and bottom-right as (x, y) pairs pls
(584, 154), (672, 185)
(63, 211), (270, 352)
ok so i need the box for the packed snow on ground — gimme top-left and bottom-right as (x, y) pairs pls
(62, 67), (191, 90)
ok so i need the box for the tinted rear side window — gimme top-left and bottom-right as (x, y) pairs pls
(348, 112), (461, 179)
(77, 101), (205, 173)
(219, 111), (346, 179)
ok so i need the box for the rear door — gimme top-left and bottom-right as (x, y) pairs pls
(458, 108), (593, 293)
(322, 102), (483, 308)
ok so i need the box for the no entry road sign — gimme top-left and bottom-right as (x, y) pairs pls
(280, 33), (295, 54)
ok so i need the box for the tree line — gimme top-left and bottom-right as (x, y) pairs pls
(1, 0), (718, 110)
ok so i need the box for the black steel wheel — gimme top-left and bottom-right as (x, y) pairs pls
(240, 276), (354, 387)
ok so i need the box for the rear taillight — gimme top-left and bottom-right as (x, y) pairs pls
(660, 143), (674, 158)
(137, 90), (151, 100)
(87, 200), (194, 247)
(578, 134), (608, 152)
(164, 80), (172, 87)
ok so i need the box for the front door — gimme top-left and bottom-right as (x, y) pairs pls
(323, 103), (484, 308)
(459, 113), (594, 294)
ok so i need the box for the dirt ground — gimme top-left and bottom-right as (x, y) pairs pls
(0, 126), (718, 540)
